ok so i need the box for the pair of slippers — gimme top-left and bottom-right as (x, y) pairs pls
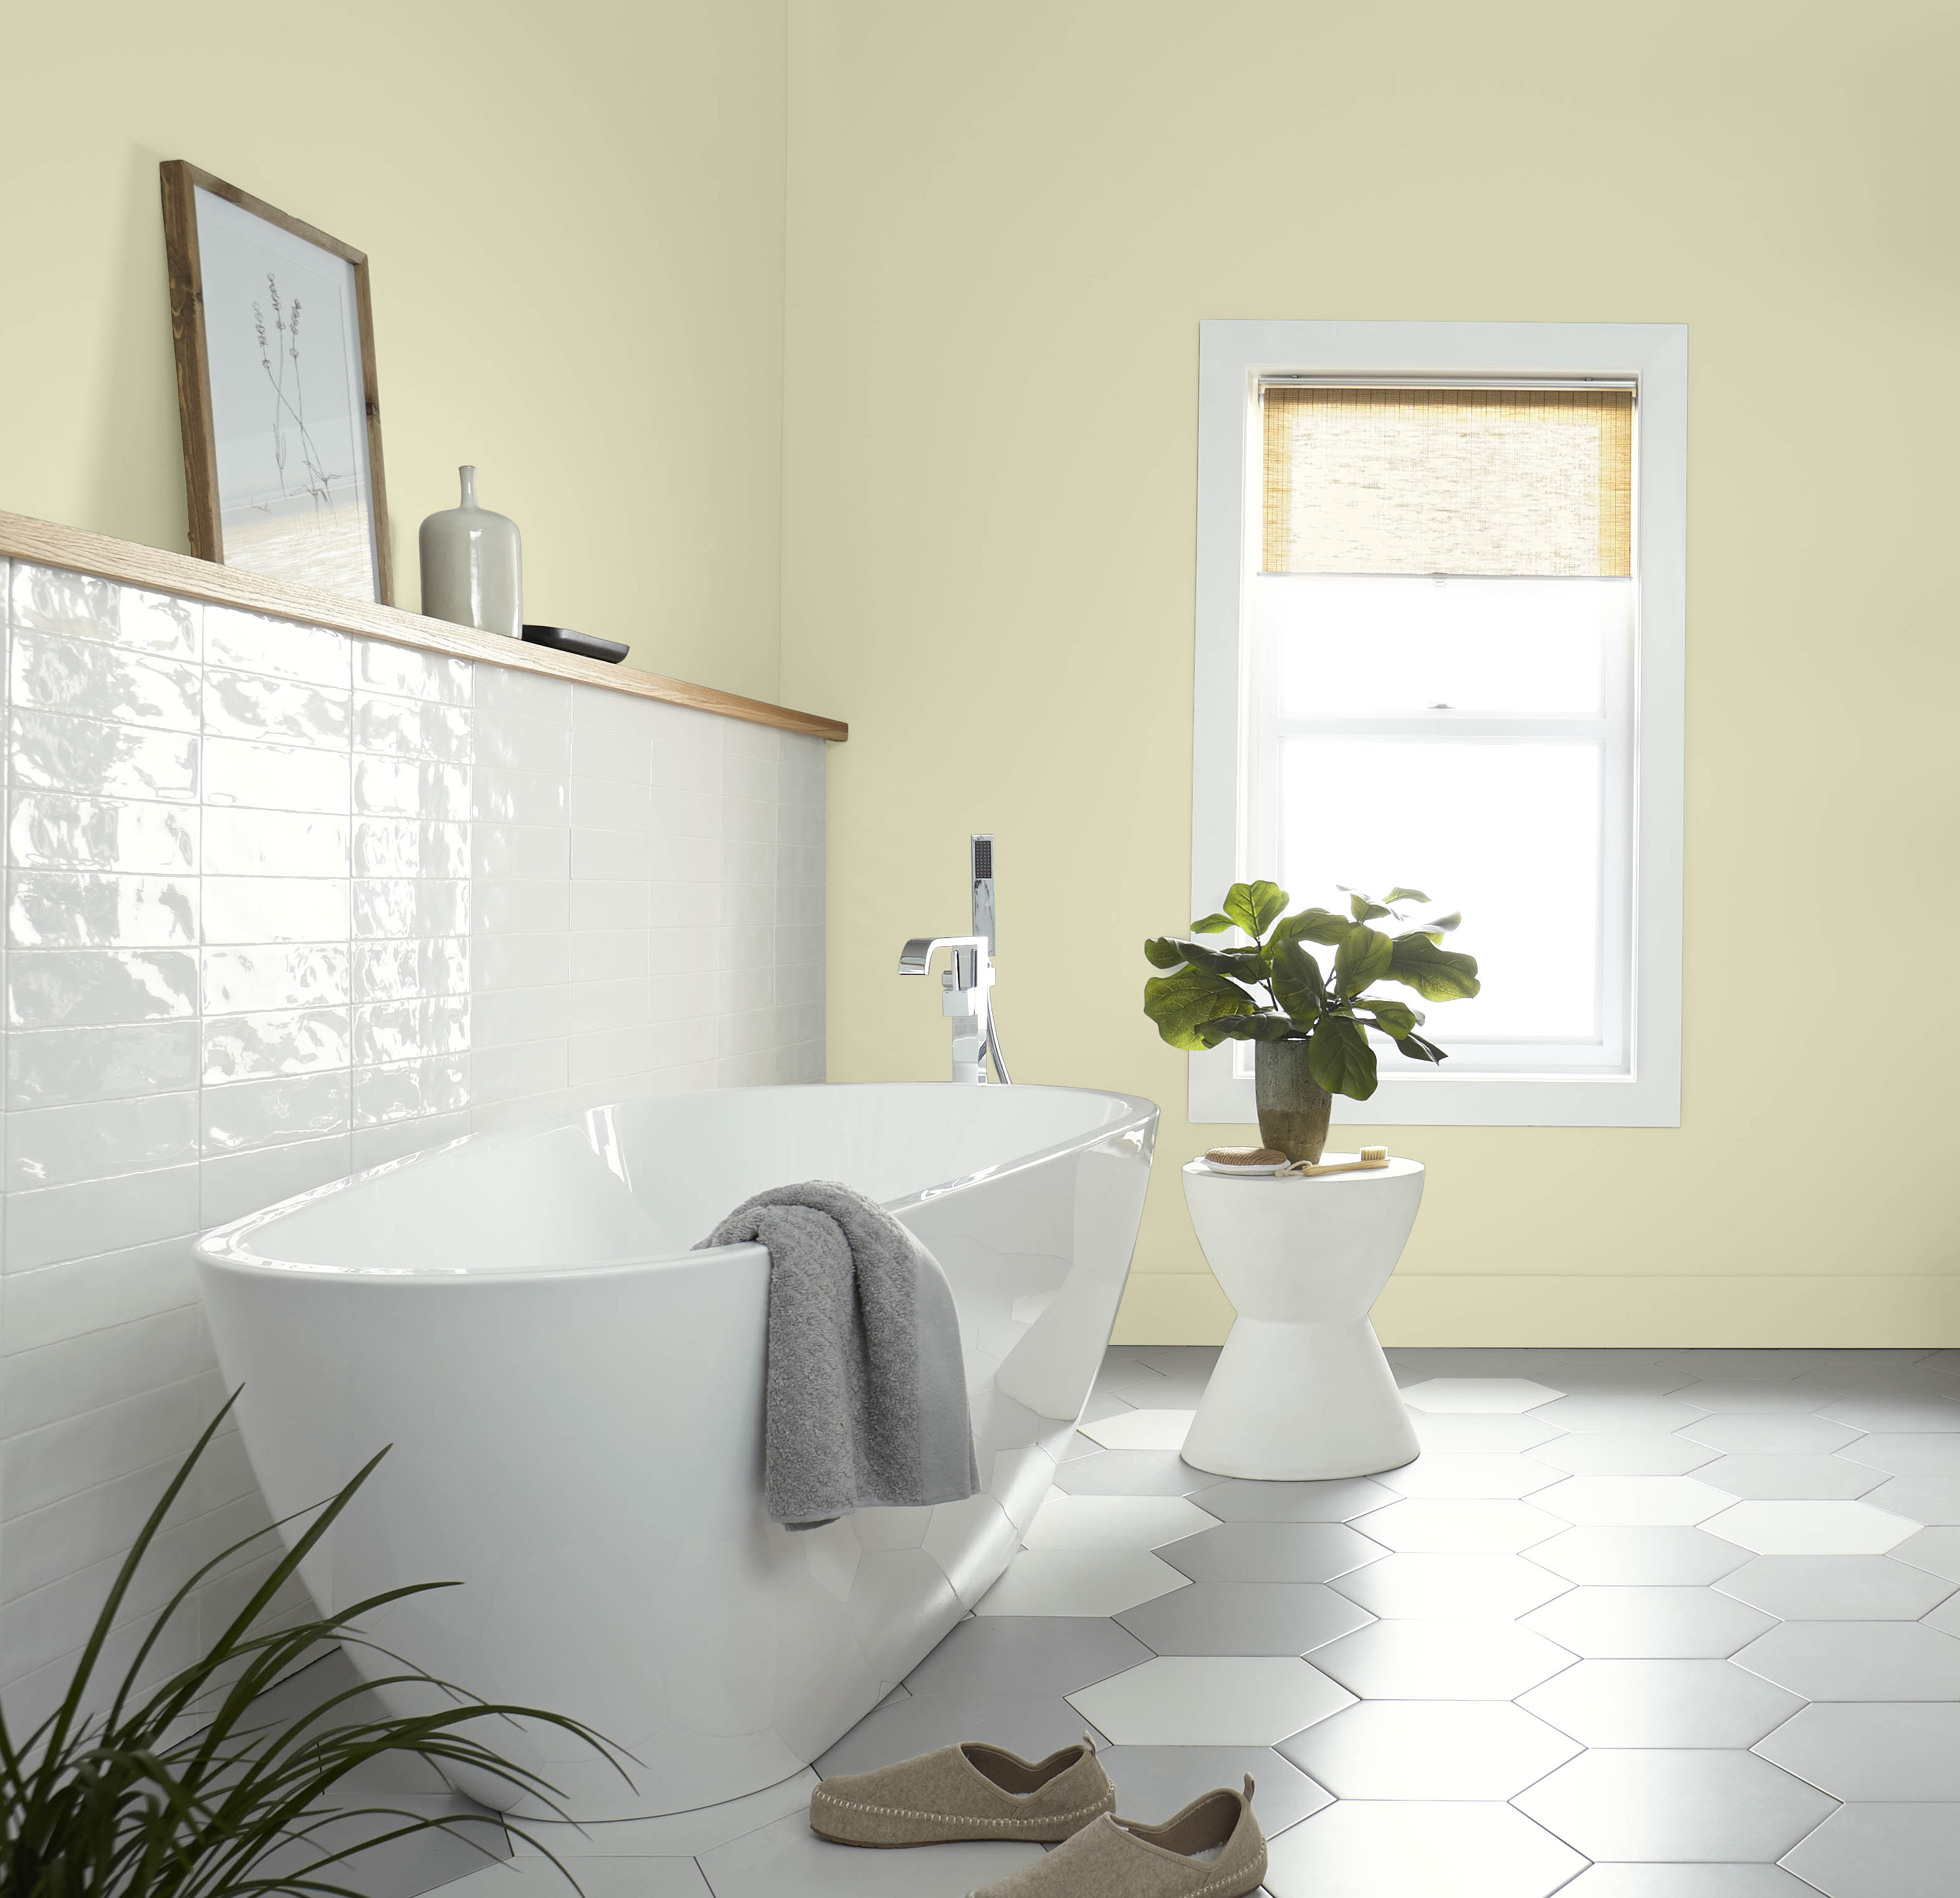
(810, 1733), (1267, 1896)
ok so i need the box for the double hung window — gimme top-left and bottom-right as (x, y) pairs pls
(1192, 324), (1685, 1127)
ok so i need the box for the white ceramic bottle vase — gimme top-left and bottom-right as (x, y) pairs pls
(419, 466), (522, 638)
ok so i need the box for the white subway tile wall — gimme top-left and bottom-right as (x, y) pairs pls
(0, 558), (826, 1723)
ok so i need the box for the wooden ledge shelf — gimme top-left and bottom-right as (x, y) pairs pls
(0, 510), (848, 744)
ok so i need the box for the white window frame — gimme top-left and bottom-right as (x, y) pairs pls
(1191, 320), (1686, 1128)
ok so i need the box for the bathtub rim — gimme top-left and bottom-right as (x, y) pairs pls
(193, 1080), (1158, 1287)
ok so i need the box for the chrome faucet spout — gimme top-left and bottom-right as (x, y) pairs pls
(897, 934), (997, 1083)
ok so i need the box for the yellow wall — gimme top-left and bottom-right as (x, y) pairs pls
(0, 0), (788, 702)
(9, 1), (1958, 1343)
(780, 1), (1960, 1344)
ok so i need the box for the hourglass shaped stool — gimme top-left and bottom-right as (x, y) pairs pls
(1179, 1154), (1423, 1481)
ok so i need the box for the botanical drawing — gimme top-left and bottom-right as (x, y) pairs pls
(251, 272), (340, 525)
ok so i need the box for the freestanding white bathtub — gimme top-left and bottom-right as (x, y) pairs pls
(193, 1082), (1156, 1818)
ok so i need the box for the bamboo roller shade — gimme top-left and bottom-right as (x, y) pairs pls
(1261, 386), (1633, 578)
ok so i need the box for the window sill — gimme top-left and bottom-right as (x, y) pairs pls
(1188, 1046), (1680, 1128)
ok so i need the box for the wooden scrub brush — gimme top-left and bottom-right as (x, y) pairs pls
(1293, 1146), (1390, 1176)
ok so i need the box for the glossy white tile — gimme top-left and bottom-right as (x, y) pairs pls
(203, 736), (349, 812)
(203, 608), (350, 687)
(7, 793), (197, 873)
(8, 872), (198, 948)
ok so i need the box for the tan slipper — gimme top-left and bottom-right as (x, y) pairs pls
(808, 1732), (1114, 1847)
(965, 1775), (1267, 1897)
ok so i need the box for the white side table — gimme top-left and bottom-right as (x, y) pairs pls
(1179, 1154), (1423, 1481)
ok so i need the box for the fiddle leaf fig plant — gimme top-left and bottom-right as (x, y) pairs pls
(1143, 881), (1480, 1101)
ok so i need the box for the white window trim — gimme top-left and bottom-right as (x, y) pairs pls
(1191, 319), (1686, 1129)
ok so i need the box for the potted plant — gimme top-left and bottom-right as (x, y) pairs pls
(0, 1395), (624, 1898)
(1143, 880), (1480, 1162)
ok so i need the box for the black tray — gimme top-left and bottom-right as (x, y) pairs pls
(521, 624), (629, 664)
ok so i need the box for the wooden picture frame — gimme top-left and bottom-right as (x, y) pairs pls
(160, 160), (393, 604)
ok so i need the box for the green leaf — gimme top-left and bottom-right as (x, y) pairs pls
(1143, 969), (1261, 1050)
(1334, 924), (1394, 995)
(1222, 880), (1289, 939)
(1429, 911), (1461, 932)
(1395, 1032), (1450, 1065)
(1189, 911), (1234, 934)
(1267, 937), (1326, 1020)
(1273, 906), (1354, 947)
(1358, 997), (1421, 1038)
(1308, 1013), (1379, 1100)
(1147, 936), (1266, 979)
(1193, 1012), (1307, 1047)
(1385, 934), (1482, 1001)
(1349, 893), (1392, 923)
(1385, 886), (1431, 903)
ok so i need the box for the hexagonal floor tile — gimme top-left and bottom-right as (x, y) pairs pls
(1926, 1593), (1960, 1637)
(1521, 1586), (1774, 1658)
(1714, 1554), (1957, 1620)
(903, 1615), (1152, 1696)
(1655, 1349), (1830, 1379)
(1157, 1520), (1385, 1583)
(1078, 1409), (1195, 1451)
(1066, 1655), (1352, 1745)
(1307, 1618), (1576, 1699)
(1400, 1378), (1566, 1413)
(1115, 1578), (1372, 1656)
(1413, 1411), (1566, 1452)
(1555, 1866), (1827, 1895)
(1529, 1433), (1718, 1477)
(1187, 1476), (1397, 1522)
(1779, 1803), (1960, 1898)
(1860, 1477), (1960, 1524)
(1755, 1702), (1960, 1800)
(1020, 1492), (1217, 1550)
(1263, 1798), (1586, 1898)
(1517, 1657), (1802, 1747)
(1328, 1551), (1570, 1620)
(1891, 1527), (1960, 1581)
(1527, 1526), (1752, 1585)
(1099, 1744), (1330, 1834)
(1513, 1748), (1835, 1861)
(1695, 1454), (1884, 1501)
(1528, 1394), (1711, 1433)
(1700, 1500), (1920, 1554)
(1817, 1394), (1960, 1432)
(1376, 1452), (1562, 1499)
(1839, 1433), (1960, 1476)
(1529, 1475), (1733, 1527)
(1733, 1620), (1960, 1699)
(1278, 1699), (1579, 1798)
(1680, 1412), (1862, 1454)
(1050, 1451), (1211, 1496)
(972, 1549), (1188, 1616)
(1353, 1498), (1566, 1553)
(1665, 1379), (1841, 1414)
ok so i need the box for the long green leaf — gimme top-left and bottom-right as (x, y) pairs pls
(1221, 880), (1289, 939)
(1273, 906), (1353, 948)
(1193, 1012), (1305, 1047)
(1334, 924), (1393, 995)
(1357, 997), (1420, 1038)
(1143, 969), (1260, 1049)
(1267, 937), (1326, 1021)
(1308, 1014), (1380, 1100)
(1385, 933), (1481, 1000)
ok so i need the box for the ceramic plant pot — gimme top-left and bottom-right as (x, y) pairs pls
(1254, 1037), (1334, 1164)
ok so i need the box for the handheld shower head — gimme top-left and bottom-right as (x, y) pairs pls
(970, 835), (1011, 1083)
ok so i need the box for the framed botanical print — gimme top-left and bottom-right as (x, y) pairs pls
(160, 160), (393, 603)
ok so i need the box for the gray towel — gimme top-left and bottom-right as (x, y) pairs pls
(696, 1180), (980, 1530)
